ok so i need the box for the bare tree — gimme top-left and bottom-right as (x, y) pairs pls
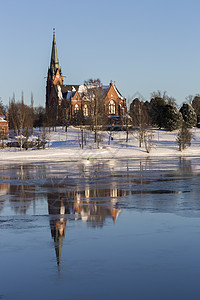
(185, 95), (194, 105)
(144, 130), (154, 153)
(166, 96), (177, 106)
(0, 100), (7, 116)
(30, 93), (34, 134)
(151, 90), (167, 101)
(84, 78), (105, 143)
(9, 93), (33, 150)
(130, 98), (151, 147)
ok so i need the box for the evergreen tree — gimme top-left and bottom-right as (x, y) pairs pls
(180, 103), (197, 128)
(176, 121), (192, 151)
(129, 98), (141, 126)
(130, 99), (151, 127)
(150, 96), (166, 128)
(192, 96), (200, 116)
(163, 104), (182, 131)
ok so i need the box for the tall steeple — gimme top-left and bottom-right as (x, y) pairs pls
(47, 29), (64, 86)
(46, 29), (64, 109)
(50, 28), (59, 76)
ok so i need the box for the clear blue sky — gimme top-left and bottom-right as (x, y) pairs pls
(1, 0), (200, 107)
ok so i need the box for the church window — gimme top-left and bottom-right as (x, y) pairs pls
(83, 104), (88, 117)
(74, 104), (79, 114)
(109, 100), (116, 114)
(0, 128), (5, 135)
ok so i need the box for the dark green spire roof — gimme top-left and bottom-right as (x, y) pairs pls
(50, 29), (59, 75)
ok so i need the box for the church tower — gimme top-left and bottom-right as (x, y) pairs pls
(46, 29), (64, 108)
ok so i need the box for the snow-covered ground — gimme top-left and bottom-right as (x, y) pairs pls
(1, 126), (200, 163)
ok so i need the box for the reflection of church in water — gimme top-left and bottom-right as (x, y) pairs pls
(0, 164), (126, 268)
(3, 158), (195, 268)
(47, 187), (125, 268)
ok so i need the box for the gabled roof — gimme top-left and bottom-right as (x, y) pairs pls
(71, 90), (81, 100)
(113, 85), (124, 100)
(58, 85), (80, 94)
(64, 91), (76, 100)
(82, 84), (110, 99)
(54, 82), (125, 102)
(55, 85), (80, 100)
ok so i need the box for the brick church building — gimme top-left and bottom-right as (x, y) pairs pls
(46, 31), (127, 126)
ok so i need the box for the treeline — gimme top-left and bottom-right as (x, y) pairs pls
(129, 91), (199, 131)
(1, 90), (200, 152)
(1, 91), (200, 135)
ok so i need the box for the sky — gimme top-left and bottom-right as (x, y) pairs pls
(1, 0), (200, 107)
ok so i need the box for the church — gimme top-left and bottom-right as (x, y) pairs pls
(46, 31), (127, 127)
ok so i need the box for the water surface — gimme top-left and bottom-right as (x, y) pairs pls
(1, 158), (200, 300)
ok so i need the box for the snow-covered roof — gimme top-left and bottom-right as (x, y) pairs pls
(0, 117), (7, 123)
(55, 84), (80, 94)
(78, 85), (87, 94)
(63, 91), (76, 101)
(54, 82), (125, 102)
(113, 85), (124, 100)
(102, 85), (110, 90)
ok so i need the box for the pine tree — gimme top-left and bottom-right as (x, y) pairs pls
(180, 103), (197, 128)
(150, 96), (166, 128)
(176, 121), (192, 151)
(163, 104), (183, 131)
(192, 96), (200, 116)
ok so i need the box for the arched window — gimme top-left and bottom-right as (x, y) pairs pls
(74, 104), (79, 114)
(109, 100), (116, 115)
(83, 104), (88, 117)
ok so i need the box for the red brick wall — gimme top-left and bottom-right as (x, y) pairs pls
(104, 85), (123, 116)
(71, 92), (82, 115)
(0, 120), (9, 137)
(52, 70), (64, 85)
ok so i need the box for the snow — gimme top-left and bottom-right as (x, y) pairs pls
(78, 85), (87, 94)
(57, 85), (63, 99)
(0, 117), (7, 123)
(66, 91), (73, 100)
(113, 85), (124, 100)
(1, 126), (200, 163)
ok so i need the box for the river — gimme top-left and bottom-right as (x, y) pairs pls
(1, 157), (200, 300)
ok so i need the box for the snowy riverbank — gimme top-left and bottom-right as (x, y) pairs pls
(1, 126), (200, 163)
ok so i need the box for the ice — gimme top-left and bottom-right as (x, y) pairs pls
(1, 159), (200, 299)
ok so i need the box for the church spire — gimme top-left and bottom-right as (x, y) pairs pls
(48, 29), (64, 86)
(50, 28), (60, 76)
